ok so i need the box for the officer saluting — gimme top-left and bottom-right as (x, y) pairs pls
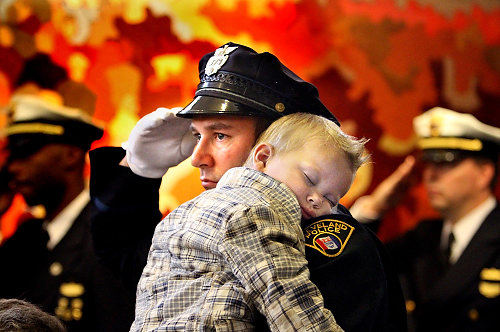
(0, 94), (134, 331)
(90, 42), (407, 331)
(352, 107), (500, 331)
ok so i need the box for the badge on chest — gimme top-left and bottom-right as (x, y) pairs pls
(55, 282), (85, 322)
(479, 268), (500, 299)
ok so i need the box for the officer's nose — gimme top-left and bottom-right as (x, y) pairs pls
(423, 163), (441, 183)
(191, 138), (214, 169)
(7, 158), (25, 177)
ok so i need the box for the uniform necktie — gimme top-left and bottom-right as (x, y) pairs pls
(444, 231), (455, 264)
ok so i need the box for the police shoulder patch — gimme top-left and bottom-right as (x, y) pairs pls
(303, 218), (355, 257)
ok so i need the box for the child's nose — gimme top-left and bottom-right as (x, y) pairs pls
(308, 193), (323, 209)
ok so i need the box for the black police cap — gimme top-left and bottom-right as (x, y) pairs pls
(177, 42), (339, 125)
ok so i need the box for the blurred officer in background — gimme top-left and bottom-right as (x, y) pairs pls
(351, 107), (500, 331)
(90, 42), (407, 331)
(0, 94), (134, 331)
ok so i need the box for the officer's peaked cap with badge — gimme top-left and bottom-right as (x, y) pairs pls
(413, 107), (500, 163)
(177, 42), (339, 125)
(3, 94), (104, 159)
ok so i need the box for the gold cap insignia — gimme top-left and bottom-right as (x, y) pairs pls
(6, 122), (65, 136)
(417, 137), (483, 151)
(429, 112), (443, 137)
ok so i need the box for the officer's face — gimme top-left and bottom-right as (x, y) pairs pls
(423, 157), (493, 219)
(190, 116), (258, 189)
(253, 140), (354, 220)
(7, 144), (69, 208)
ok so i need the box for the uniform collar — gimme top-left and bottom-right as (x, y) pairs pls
(442, 195), (496, 263)
(44, 190), (90, 250)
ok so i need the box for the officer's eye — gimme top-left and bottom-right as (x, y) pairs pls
(193, 133), (201, 141)
(215, 133), (227, 141)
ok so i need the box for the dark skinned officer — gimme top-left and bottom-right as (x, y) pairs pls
(0, 94), (134, 332)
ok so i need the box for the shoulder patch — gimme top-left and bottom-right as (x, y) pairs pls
(303, 218), (355, 257)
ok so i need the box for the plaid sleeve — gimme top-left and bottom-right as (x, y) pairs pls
(221, 204), (343, 332)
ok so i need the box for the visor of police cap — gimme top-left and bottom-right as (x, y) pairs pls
(419, 149), (470, 164)
(177, 42), (339, 125)
(2, 94), (104, 153)
(413, 107), (500, 159)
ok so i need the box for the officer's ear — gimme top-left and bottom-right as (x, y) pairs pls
(252, 143), (273, 172)
(474, 158), (496, 191)
(60, 145), (86, 171)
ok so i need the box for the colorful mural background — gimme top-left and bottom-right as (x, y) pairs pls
(0, 0), (499, 241)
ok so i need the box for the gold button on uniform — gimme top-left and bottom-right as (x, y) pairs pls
(405, 300), (416, 313)
(49, 262), (63, 276)
(468, 308), (479, 321)
(275, 102), (285, 112)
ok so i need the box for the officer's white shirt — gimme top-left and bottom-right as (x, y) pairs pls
(441, 195), (496, 264)
(44, 190), (90, 250)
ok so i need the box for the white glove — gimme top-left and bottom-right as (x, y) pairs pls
(123, 107), (196, 178)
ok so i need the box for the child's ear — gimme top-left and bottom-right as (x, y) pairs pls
(252, 143), (273, 171)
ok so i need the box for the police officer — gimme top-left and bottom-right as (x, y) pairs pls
(0, 95), (134, 332)
(351, 107), (500, 331)
(90, 42), (407, 331)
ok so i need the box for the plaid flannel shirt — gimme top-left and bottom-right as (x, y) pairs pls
(131, 167), (341, 332)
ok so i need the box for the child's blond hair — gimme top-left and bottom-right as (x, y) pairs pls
(245, 113), (369, 172)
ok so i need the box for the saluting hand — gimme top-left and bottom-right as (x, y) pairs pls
(122, 107), (196, 178)
(351, 155), (416, 221)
